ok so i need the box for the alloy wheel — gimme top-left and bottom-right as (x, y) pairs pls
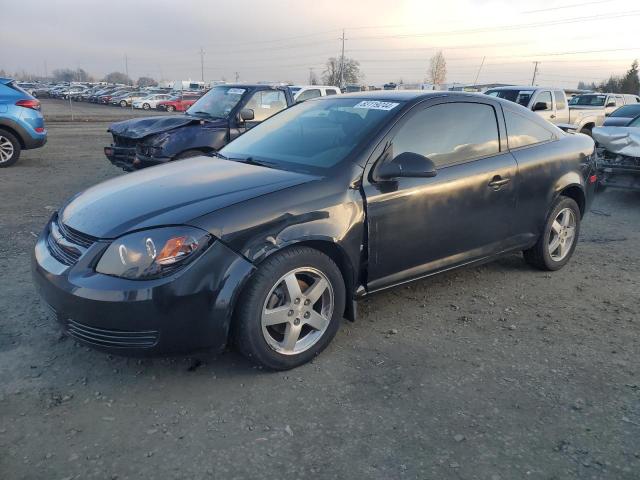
(548, 207), (576, 261)
(261, 267), (334, 355)
(0, 136), (15, 164)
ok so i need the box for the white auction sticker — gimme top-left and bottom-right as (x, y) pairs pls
(353, 100), (399, 111)
(227, 88), (246, 95)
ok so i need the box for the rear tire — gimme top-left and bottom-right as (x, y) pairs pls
(0, 129), (21, 168)
(142, 103), (150, 110)
(234, 247), (345, 370)
(523, 196), (581, 271)
(166, 105), (176, 112)
(119, 100), (127, 108)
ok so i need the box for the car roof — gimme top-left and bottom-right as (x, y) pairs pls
(0, 78), (14, 85)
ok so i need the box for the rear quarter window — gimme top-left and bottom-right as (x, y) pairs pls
(504, 109), (555, 149)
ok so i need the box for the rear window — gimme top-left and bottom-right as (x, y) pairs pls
(7, 81), (29, 95)
(504, 109), (555, 149)
(485, 89), (533, 107)
(554, 91), (566, 109)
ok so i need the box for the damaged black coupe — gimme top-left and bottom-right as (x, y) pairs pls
(35, 92), (596, 370)
(104, 84), (293, 171)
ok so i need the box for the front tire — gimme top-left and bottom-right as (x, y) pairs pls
(523, 196), (581, 271)
(120, 100), (128, 107)
(142, 103), (150, 110)
(0, 130), (21, 167)
(234, 247), (346, 370)
(166, 105), (175, 112)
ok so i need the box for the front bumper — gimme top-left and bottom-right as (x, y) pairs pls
(32, 217), (255, 355)
(598, 162), (640, 190)
(104, 146), (170, 171)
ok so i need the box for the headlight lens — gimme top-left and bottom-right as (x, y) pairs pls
(96, 226), (212, 280)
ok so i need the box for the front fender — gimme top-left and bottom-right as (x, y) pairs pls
(158, 125), (228, 158)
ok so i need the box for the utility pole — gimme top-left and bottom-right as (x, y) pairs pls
(234, 71), (239, 82)
(531, 61), (540, 86)
(124, 54), (129, 83)
(308, 67), (316, 85)
(198, 47), (205, 82)
(44, 60), (48, 80)
(338, 28), (346, 88)
(473, 56), (485, 87)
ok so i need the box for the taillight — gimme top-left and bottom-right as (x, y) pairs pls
(589, 175), (597, 184)
(16, 99), (41, 110)
(35, 127), (45, 133)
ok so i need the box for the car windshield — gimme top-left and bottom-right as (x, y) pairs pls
(609, 104), (640, 118)
(220, 97), (405, 174)
(186, 86), (248, 118)
(485, 89), (533, 107)
(569, 94), (607, 106)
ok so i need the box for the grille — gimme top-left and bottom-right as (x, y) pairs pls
(57, 222), (96, 248)
(67, 319), (159, 348)
(46, 218), (97, 266)
(47, 232), (80, 265)
(112, 134), (138, 148)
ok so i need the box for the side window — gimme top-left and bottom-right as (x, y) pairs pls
(296, 89), (322, 102)
(554, 91), (566, 109)
(535, 91), (553, 110)
(325, 89), (337, 96)
(505, 109), (554, 149)
(244, 90), (287, 122)
(392, 102), (500, 168)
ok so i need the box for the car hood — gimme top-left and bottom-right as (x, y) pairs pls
(60, 157), (319, 238)
(108, 115), (226, 139)
(602, 117), (633, 127)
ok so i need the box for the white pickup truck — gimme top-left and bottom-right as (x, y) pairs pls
(484, 86), (639, 135)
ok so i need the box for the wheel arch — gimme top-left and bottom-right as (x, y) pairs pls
(0, 123), (25, 148)
(255, 239), (358, 321)
(558, 184), (586, 217)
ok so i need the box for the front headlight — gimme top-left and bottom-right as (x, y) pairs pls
(96, 226), (212, 280)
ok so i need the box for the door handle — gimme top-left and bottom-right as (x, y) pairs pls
(488, 176), (510, 190)
(550, 114), (556, 119)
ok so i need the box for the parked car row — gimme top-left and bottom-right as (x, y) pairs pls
(485, 86), (640, 135)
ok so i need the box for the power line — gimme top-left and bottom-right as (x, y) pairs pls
(522, 0), (616, 14)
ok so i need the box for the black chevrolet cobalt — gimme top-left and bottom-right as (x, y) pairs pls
(33, 92), (597, 370)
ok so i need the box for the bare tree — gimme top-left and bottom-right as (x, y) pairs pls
(137, 76), (158, 88)
(103, 71), (132, 85)
(322, 57), (361, 87)
(427, 51), (447, 85)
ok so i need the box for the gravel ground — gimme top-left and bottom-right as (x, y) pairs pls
(0, 111), (639, 480)
(39, 98), (172, 122)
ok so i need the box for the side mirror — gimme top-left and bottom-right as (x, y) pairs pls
(376, 152), (437, 180)
(240, 108), (255, 121)
(533, 102), (549, 111)
(606, 102), (616, 107)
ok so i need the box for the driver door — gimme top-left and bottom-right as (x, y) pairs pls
(363, 100), (519, 291)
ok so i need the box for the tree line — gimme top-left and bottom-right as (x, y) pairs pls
(577, 60), (639, 94)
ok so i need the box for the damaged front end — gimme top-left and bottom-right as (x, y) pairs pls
(593, 126), (640, 191)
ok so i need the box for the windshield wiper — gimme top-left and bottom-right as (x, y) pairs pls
(211, 151), (228, 160)
(189, 111), (224, 119)
(229, 156), (276, 169)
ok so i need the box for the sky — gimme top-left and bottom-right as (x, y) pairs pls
(1, 0), (639, 88)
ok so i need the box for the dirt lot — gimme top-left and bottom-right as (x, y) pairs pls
(40, 98), (171, 122)
(1, 104), (639, 480)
